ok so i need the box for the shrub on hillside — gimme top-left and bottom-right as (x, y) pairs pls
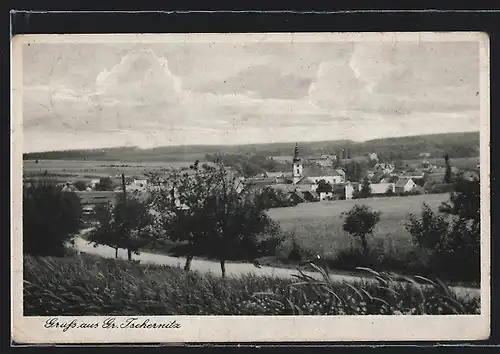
(256, 187), (298, 208)
(287, 239), (313, 262)
(23, 179), (82, 257)
(95, 177), (114, 191)
(406, 203), (449, 250)
(398, 190), (422, 197)
(405, 176), (480, 282)
(73, 180), (88, 191)
(23, 254), (480, 316)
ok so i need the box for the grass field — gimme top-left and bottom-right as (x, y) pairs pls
(23, 253), (480, 316)
(268, 193), (450, 260)
(23, 159), (205, 181)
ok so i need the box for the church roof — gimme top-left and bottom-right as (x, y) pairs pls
(296, 177), (316, 185)
(302, 166), (343, 177)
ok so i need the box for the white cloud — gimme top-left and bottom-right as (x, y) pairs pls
(21, 41), (481, 152)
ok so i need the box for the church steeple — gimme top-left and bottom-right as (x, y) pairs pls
(293, 142), (301, 163)
(292, 143), (303, 184)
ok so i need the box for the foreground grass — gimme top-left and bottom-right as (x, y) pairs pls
(24, 253), (480, 316)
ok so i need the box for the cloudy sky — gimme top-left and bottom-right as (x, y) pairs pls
(22, 36), (480, 153)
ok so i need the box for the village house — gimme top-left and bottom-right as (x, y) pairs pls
(395, 177), (417, 194)
(61, 182), (78, 193)
(368, 152), (379, 162)
(462, 170), (480, 181)
(344, 181), (396, 200)
(261, 171), (283, 178)
(345, 182), (359, 200)
(374, 163), (395, 174)
(400, 171), (425, 180)
(380, 175), (399, 184)
(126, 178), (149, 194)
(75, 190), (118, 218)
(369, 182), (396, 195)
(90, 178), (101, 190)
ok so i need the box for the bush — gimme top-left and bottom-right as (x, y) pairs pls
(399, 190), (422, 197)
(23, 179), (82, 257)
(257, 187), (298, 208)
(73, 180), (88, 191)
(406, 203), (449, 250)
(405, 175), (480, 283)
(287, 239), (313, 262)
(95, 177), (114, 191)
(23, 254), (480, 316)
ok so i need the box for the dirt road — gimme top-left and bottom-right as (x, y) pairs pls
(73, 229), (481, 301)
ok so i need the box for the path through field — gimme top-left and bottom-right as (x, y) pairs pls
(74, 229), (481, 301)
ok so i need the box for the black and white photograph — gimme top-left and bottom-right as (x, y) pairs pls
(11, 32), (490, 343)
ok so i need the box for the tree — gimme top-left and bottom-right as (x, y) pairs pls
(394, 159), (405, 171)
(344, 161), (363, 182)
(149, 160), (283, 277)
(95, 177), (114, 191)
(316, 179), (333, 194)
(88, 194), (156, 261)
(358, 177), (372, 199)
(444, 153), (452, 184)
(73, 180), (88, 191)
(342, 205), (381, 258)
(439, 174), (480, 227)
(87, 203), (121, 258)
(405, 203), (449, 250)
(256, 187), (297, 208)
(23, 179), (82, 256)
(405, 175), (480, 281)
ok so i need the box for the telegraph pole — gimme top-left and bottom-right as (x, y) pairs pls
(121, 173), (127, 202)
(121, 173), (132, 261)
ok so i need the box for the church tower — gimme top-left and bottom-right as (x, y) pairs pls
(292, 143), (303, 184)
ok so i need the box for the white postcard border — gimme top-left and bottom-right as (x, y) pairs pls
(11, 32), (491, 344)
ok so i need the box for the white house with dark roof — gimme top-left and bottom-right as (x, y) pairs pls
(395, 177), (417, 193)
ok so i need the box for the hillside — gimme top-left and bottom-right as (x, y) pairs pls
(23, 132), (479, 162)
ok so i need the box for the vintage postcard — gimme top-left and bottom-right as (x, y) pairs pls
(11, 32), (490, 344)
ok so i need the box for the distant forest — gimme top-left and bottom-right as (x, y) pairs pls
(24, 132), (479, 162)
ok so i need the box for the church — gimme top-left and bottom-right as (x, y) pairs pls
(290, 143), (346, 189)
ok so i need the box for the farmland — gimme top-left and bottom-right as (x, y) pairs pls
(268, 193), (450, 260)
(23, 159), (206, 182)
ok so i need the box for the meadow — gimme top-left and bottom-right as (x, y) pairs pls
(268, 193), (450, 259)
(23, 253), (480, 316)
(23, 159), (203, 182)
